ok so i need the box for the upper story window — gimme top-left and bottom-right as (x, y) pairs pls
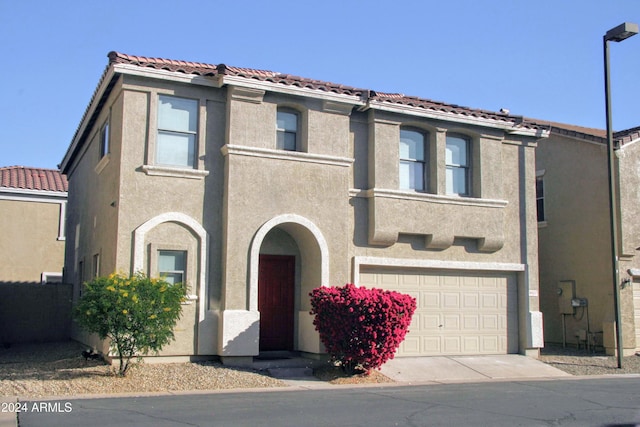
(446, 134), (471, 196)
(157, 95), (198, 168)
(99, 120), (109, 158)
(276, 109), (298, 151)
(158, 250), (186, 285)
(536, 172), (545, 222)
(399, 129), (427, 191)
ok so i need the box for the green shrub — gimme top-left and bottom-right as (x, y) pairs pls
(73, 272), (186, 376)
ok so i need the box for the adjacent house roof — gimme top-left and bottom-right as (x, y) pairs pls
(0, 166), (68, 193)
(528, 119), (640, 148)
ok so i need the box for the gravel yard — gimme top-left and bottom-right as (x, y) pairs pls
(2, 341), (639, 399)
(539, 343), (640, 376)
(0, 341), (287, 399)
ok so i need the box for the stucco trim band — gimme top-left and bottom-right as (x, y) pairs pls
(352, 256), (525, 285)
(222, 145), (353, 168)
(132, 212), (209, 322)
(364, 188), (508, 208)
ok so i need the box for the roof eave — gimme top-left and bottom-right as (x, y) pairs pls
(0, 187), (68, 199)
(220, 75), (366, 107)
(60, 66), (118, 174)
(366, 100), (548, 138)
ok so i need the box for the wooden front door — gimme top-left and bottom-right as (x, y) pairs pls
(258, 255), (295, 351)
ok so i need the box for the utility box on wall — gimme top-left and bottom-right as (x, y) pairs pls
(557, 280), (576, 315)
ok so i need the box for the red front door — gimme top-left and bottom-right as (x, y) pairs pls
(258, 255), (295, 351)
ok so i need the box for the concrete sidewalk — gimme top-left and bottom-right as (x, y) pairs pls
(379, 354), (571, 383)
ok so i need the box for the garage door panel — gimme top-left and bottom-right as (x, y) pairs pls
(402, 336), (421, 354)
(481, 336), (499, 352)
(443, 314), (460, 330)
(443, 337), (461, 353)
(359, 268), (518, 356)
(421, 336), (439, 353)
(463, 336), (480, 353)
(463, 293), (479, 308)
(481, 294), (499, 309)
(422, 314), (439, 329)
(442, 293), (460, 309)
(422, 291), (440, 308)
(463, 314), (479, 330)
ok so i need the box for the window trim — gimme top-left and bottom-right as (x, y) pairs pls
(445, 133), (471, 196)
(156, 94), (199, 169)
(536, 169), (546, 224)
(92, 253), (100, 278)
(149, 243), (191, 287)
(276, 108), (299, 151)
(99, 119), (110, 159)
(399, 127), (428, 192)
(157, 249), (187, 286)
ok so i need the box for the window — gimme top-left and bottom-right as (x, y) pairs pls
(92, 253), (100, 278)
(446, 135), (470, 196)
(276, 110), (298, 151)
(158, 250), (186, 285)
(78, 260), (84, 297)
(99, 120), (109, 158)
(157, 95), (198, 167)
(536, 172), (545, 222)
(399, 129), (427, 191)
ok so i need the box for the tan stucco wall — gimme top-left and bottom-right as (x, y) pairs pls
(537, 134), (640, 353)
(64, 70), (543, 359)
(0, 198), (65, 283)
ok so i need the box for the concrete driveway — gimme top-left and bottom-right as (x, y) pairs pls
(379, 354), (571, 383)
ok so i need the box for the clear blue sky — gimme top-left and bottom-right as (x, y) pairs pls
(2, 0), (640, 169)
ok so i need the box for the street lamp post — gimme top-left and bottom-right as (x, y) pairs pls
(603, 22), (638, 369)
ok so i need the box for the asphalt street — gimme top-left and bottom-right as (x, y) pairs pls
(16, 377), (640, 427)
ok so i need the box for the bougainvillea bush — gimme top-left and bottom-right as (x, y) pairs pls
(309, 284), (416, 375)
(73, 272), (186, 376)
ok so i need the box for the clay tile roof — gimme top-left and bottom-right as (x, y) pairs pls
(0, 166), (68, 192)
(109, 51), (367, 97)
(526, 119), (640, 147)
(108, 51), (219, 76)
(370, 91), (534, 128)
(615, 126), (640, 146)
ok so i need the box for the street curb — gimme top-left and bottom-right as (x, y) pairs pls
(7, 373), (640, 404)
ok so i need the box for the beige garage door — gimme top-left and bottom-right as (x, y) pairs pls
(359, 267), (519, 356)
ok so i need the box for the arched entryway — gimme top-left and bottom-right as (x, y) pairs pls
(249, 214), (328, 354)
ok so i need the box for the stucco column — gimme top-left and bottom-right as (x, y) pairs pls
(519, 142), (544, 355)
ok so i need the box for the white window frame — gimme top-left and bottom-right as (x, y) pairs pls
(399, 128), (428, 192)
(156, 95), (198, 168)
(446, 134), (471, 196)
(99, 119), (110, 159)
(276, 109), (299, 151)
(536, 169), (546, 224)
(157, 249), (187, 285)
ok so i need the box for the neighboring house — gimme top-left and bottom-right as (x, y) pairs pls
(0, 166), (67, 284)
(536, 123), (640, 356)
(60, 51), (548, 364)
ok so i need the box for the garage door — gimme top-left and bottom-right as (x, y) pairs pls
(359, 267), (519, 356)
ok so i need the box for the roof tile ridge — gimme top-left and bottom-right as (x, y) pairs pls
(109, 51), (218, 71)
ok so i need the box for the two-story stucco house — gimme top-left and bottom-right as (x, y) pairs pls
(0, 166), (67, 284)
(536, 123), (640, 356)
(60, 52), (548, 365)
